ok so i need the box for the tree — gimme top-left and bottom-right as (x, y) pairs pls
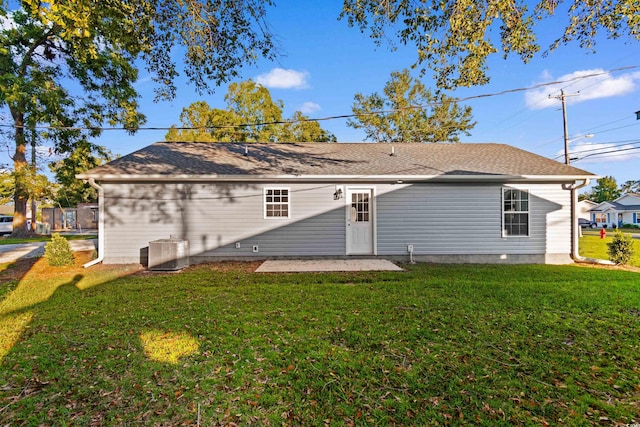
(49, 142), (112, 207)
(620, 180), (640, 194)
(281, 111), (337, 143)
(1, 0), (277, 234)
(591, 176), (621, 203)
(165, 101), (242, 142)
(0, 168), (55, 230)
(340, 0), (639, 89)
(224, 80), (285, 142)
(166, 81), (336, 142)
(347, 69), (474, 142)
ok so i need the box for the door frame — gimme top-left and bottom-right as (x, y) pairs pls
(345, 186), (377, 255)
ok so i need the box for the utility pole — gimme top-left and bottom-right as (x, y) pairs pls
(549, 90), (579, 164)
(549, 89), (581, 259)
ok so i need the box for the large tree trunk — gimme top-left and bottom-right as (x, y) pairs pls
(11, 110), (30, 237)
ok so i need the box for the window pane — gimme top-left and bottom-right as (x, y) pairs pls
(265, 188), (290, 218)
(504, 213), (529, 236)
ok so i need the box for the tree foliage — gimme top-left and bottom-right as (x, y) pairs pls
(280, 111), (337, 143)
(49, 142), (112, 207)
(1, 0), (278, 232)
(620, 180), (640, 194)
(340, 0), (640, 89)
(347, 69), (474, 143)
(590, 176), (622, 203)
(166, 80), (336, 142)
(0, 170), (55, 207)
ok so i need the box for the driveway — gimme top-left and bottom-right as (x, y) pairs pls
(0, 239), (97, 264)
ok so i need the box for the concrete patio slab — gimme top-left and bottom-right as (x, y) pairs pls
(255, 259), (403, 273)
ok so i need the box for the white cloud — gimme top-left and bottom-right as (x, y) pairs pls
(255, 68), (310, 89)
(299, 101), (321, 114)
(525, 69), (640, 110)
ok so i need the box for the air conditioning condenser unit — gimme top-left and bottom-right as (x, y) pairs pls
(148, 238), (189, 271)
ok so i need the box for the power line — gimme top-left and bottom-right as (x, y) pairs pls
(552, 138), (640, 160)
(572, 144), (640, 161)
(537, 117), (640, 153)
(572, 145), (640, 161)
(0, 64), (637, 133)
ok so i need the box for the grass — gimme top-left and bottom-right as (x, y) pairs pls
(0, 255), (639, 425)
(0, 234), (96, 245)
(579, 232), (640, 267)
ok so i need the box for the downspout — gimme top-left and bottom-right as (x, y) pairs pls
(568, 179), (614, 265)
(83, 178), (104, 268)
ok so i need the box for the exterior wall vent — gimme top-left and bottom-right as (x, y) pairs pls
(149, 238), (189, 271)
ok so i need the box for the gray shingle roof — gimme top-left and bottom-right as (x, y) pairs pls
(591, 202), (640, 212)
(78, 142), (596, 181)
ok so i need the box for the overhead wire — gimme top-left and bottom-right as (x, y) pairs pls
(553, 138), (640, 158)
(0, 64), (638, 133)
(575, 145), (640, 161)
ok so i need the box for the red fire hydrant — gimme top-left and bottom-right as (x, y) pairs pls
(600, 228), (607, 239)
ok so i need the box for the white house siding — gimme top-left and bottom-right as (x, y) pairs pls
(375, 183), (571, 263)
(101, 181), (572, 264)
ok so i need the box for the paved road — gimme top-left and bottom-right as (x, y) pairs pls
(0, 239), (97, 264)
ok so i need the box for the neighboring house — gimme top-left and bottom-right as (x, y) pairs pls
(589, 193), (640, 228)
(78, 142), (596, 265)
(577, 199), (597, 220)
(42, 203), (99, 231)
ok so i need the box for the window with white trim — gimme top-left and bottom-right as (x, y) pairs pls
(502, 188), (529, 236)
(594, 213), (607, 224)
(264, 188), (290, 218)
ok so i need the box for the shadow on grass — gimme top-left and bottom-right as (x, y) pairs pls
(0, 252), (142, 362)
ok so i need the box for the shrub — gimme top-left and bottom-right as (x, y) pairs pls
(44, 233), (74, 267)
(607, 229), (635, 265)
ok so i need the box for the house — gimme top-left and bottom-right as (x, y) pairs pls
(77, 142), (596, 266)
(589, 193), (640, 228)
(577, 199), (597, 220)
(42, 203), (99, 232)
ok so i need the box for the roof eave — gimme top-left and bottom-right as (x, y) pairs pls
(77, 173), (596, 183)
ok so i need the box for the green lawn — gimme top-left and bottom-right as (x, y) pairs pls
(0, 234), (97, 245)
(579, 232), (640, 267)
(1, 259), (639, 425)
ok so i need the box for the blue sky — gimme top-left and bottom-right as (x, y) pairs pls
(5, 2), (640, 190)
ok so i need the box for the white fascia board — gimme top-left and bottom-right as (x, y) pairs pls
(75, 173), (219, 181)
(76, 173), (596, 183)
(519, 175), (598, 181)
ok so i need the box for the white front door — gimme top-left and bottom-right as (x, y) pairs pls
(346, 188), (374, 255)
